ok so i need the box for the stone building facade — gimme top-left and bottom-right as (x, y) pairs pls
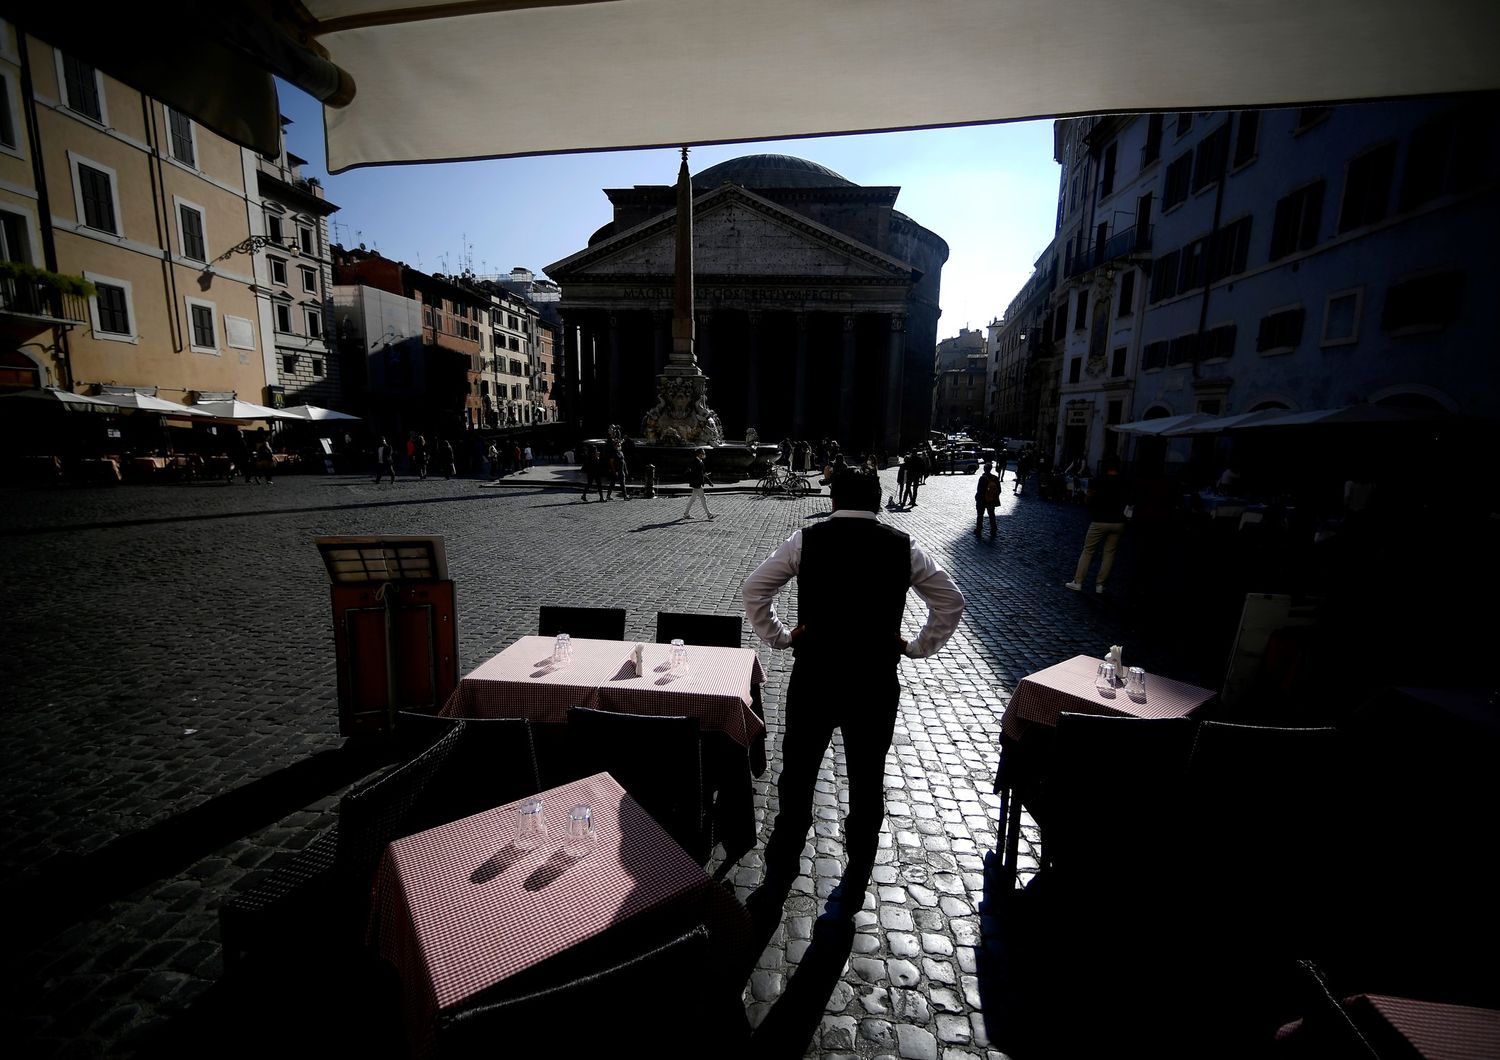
(545, 154), (948, 455)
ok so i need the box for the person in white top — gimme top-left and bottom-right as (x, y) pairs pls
(741, 467), (964, 920)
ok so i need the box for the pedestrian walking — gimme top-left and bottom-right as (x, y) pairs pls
(414, 433), (429, 480)
(374, 436), (397, 484)
(485, 441), (500, 479)
(253, 436), (275, 484)
(605, 440), (630, 499)
(439, 438), (456, 479)
(683, 447), (714, 520)
(976, 460), (1002, 538)
(1066, 454), (1130, 594)
(741, 467), (964, 920)
(581, 444), (606, 502)
(894, 458), (908, 508)
(522, 444), (533, 472)
(902, 451), (922, 507)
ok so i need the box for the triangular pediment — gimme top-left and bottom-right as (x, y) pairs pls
(546, 184), (916, 282)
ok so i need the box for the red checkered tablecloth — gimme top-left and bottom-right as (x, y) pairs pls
(440, 636), (766, 748)
(1276, 994), (1500, 1059)
(367, 773), (741, 1057)
(1001, 654), (1216, 739)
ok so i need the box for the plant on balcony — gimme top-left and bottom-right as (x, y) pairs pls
(0, 260), (97, 298)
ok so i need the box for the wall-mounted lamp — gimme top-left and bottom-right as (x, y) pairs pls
(215, 235), (301, 263)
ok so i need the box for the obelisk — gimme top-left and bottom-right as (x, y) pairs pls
(641, 148), (723, 445)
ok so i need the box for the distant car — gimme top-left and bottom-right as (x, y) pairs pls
(944, 446), (981, 473)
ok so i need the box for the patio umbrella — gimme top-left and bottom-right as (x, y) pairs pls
(1109, 413), (1215, 436)
(281, 404), (361, 422)
(191, 398), (299, 420)
(1235, 405), (1443, 429)
(100, 393), (208, 416)
(0, 387), (121, 409)
(9, 2), (1497, 167)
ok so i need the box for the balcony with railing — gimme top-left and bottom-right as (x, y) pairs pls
(0, 267), (92, 330)
(1063, 224), (1154, 280)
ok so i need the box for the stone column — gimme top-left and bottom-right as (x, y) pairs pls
(652, 309), (669, 378)
(793, 313), (810, 437)
(745, 310), (762, 434)
(884, 313), (907, 457)
(561, 312), (579, 427)
(696, 311), (714, 380)
(839, 313), (857, 444)
(607, 311), (621, 428)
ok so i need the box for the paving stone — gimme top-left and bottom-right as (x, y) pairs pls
(895, 1023), (940, 1060)
(879, 906), (914, 931)
(930, 986), (965, 1013)
(821, 1014), (859, 1049)
(921, 932), (956, 956)
(923, 957), (958, 984)
(936, 1013), (974, 1044)
(850, 957), (887, 983)
(886, 958), (921, 988)
(861, 1019), (896, 1047)
(887, 931), (921, 958)
(860, 986), (891, 1015)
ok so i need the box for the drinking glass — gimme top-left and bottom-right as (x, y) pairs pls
(670, 638), (688, 676)
(1126, 667), (1147, 698)
(563, 805), (595, 857)
(1095, 662), (1117, 694)
(552, 633), (568, 667)
(514, 798), (546, 851)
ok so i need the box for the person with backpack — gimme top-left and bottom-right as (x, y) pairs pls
(975, 459), (1002, 538)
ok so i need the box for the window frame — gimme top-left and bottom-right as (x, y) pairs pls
(274, 301), (293, 333)
(84, 271), (136, 342)
(1256, 304), (1306, 355)
(1269, 180), (1324, 261)
(185, 296), (219, 354)
(299, 265), (317, 293)
(163, 105), (197, 168)
(269, 255), (288, 286)
(298, 226), (315, 255)
(69, 153), (120, 235)
(1381, 269), (1463, 335)
(305, 306), (322, 339)
(1320, 287), (1363, 348)
(55, 51), (106, 125)
(1337, 140), (1397, 234)
(174, 196), (208, 263)
(0, 66), (23, 156)
(266, 213), (284, 244)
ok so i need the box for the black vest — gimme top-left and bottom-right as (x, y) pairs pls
(795, 517), (911, 659)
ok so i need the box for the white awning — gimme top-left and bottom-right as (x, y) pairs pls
(1109, 413), (1213, 436)
(13, 2), (1499, 167)
(1161, 409), (1292, 436)
(101, 393), (208, 416)
(0, 387), (120, 408)
(1235, 405), (1444, 428)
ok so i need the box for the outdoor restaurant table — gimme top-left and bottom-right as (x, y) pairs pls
(366, 772), (750, 1058)
(994, 655), (1218, 889)
(440, 636), (767, 851)
(1276, 993), (1500, 1059)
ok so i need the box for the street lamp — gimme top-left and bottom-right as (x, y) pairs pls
(214, 235), (301, 263)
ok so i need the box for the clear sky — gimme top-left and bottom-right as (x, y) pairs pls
(276, 82), (1061, 341)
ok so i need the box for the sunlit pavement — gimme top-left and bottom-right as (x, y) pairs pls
(0, 465), (1187, 1058)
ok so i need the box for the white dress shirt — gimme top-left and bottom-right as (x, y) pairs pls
(741, 510), (965, 659)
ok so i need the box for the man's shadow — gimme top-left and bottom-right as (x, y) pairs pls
(739, 840), (860, 1059)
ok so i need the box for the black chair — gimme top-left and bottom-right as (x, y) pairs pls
(1182, 721), (1348, 967)
(395, 710), (460, 762)
(538, 605), (627, 641)
(436, 926), (715, 1058)
(655, 611), (743, 648)
(1046, 713), (1198, 885)
(566, 706), (706, 862)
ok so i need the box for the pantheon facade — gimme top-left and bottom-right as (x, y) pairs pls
(545, 155), (948, 454)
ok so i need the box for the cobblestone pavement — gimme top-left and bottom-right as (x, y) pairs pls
(0, 464), (1223, 1059)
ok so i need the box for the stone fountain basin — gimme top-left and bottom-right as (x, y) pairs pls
(587, 441), (781, 483)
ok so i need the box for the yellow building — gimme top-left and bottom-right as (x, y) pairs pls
(0, 22), (284, 410)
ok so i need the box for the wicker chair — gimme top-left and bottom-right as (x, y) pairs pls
(219, 722), (468, 968)
(436, 925), (714, 1058)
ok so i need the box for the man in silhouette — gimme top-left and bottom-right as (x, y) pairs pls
(742, 467), (964, 918)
